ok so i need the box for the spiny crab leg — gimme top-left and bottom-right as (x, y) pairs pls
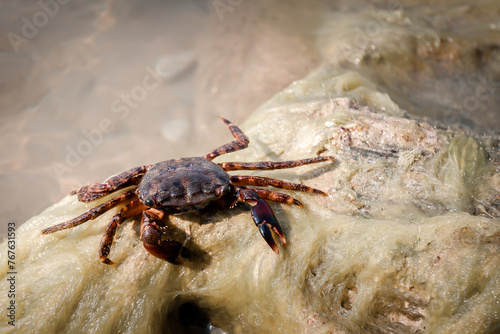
(41, 190), (137, 235)
(218, 156), (333, 171)
(236, 188), (286, 254)
(237, 186), (303, 207)
(203, 117), (250, 161)
(70, 165), (151, 202)
(230, 175), (327, 196)
(99, 199), (147, 264)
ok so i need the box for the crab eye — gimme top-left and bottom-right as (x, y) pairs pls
(144, 198), (155, 207)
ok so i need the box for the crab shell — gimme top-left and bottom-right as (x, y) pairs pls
(137, 157), (233, 214)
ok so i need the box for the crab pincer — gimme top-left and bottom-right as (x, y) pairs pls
(139, 209), (192, 264)
(236, 188), (286, 254)
(251, 198), (286, 254)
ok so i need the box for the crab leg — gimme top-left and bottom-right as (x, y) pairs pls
(230, 175), (327, 195)
(99, 199), (147, 264)
(235, 188), (286, 254)
(71, 165), (151, 202)
(140, 209), (191, 264)
(41, 190), (137, 235)
(218, 156), (333, 171)
(237, 186), (303, 207)
(203, 118), (249, 161)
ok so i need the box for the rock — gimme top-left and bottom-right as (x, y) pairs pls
(1, 90), (499, 333)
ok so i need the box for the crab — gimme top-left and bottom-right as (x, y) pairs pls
(42, 118), (333, 264)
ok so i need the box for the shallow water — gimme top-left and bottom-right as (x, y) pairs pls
(1, 0), (499, 236)
(0, 0), (209, 233)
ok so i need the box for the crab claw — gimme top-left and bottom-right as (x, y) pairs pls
(140, 210), (191, 264)
(236, 188), (287, 254)
(142, 240), (192, 265)
(251, 198), (286, 254)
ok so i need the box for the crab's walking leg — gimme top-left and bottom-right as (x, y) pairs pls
(203, 118), (249, 161)
(71, 165), (151, 202)
(237, 186), (303, 207)
(41, 190), (137, 234)
(219, 156), (334, 171)
(235, 188), (286, 254)
(140, 209), (191, 264)
(230, 175), (327, 196)
(99, 200), (147, 264)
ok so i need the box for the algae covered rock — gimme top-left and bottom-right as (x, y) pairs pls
(1, 92), (499, 333)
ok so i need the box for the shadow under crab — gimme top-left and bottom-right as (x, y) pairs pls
(42, 118), (334, 264)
